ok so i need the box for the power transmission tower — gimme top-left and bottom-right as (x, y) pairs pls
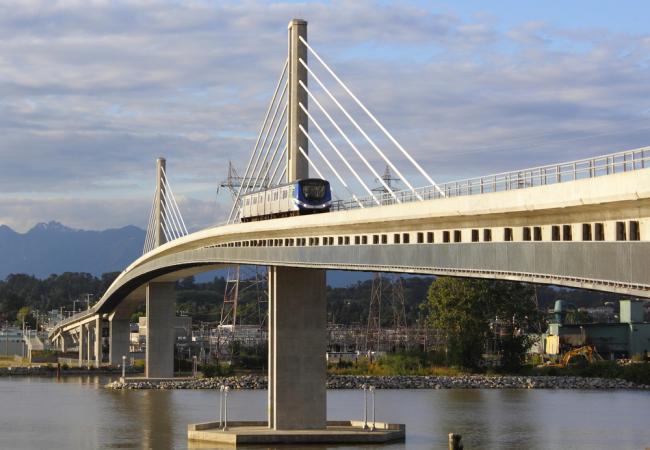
(218, 162), (269, 332)
(390, 274), (409, 351)
(365, 273), (383, 352)
(372, 165), (401, 204)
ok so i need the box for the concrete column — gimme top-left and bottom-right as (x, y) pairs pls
(78, 325), (85, 367)
(86, 323), (92, 369)
(268, 266), (326, 430)
(287, 19), (309, 182)
(154, 157), (167, 248)
(109, 318), (131, 365)
(94, 316), (101, 368)
(145, 282), (176, 378)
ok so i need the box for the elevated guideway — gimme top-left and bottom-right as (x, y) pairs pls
(52, 159), (650, 344)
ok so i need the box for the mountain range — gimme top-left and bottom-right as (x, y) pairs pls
(0, 221), (369, 286)
(0, 221), (145, 279)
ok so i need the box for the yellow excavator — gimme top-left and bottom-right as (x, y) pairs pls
(553, 345), (604, 368)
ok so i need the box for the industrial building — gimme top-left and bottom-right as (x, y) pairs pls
(546, 300), (650, 358)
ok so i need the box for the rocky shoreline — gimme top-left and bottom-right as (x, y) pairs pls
(105, 374), (650, 390)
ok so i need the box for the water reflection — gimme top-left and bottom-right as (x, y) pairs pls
(0, 378), (649, 450)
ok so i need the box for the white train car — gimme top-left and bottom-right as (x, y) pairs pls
(241, 179), (332, 222)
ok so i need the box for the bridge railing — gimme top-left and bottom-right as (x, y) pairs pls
(331, 146), (650, 211)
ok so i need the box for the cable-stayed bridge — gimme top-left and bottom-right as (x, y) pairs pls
(49, 19), (650, 438)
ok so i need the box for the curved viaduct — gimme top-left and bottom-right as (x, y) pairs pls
(52, 165), (650, 340)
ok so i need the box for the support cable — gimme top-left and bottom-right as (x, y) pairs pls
(160, 219), (173, 243)
(268, 144), (288, 186)
(228, 59), (288, 222)
(299, 102), (379, 204)
(299, 125), (363, 208)
(161, 189), (184, 239)
(244, 84), (288, 195)
(257, 125), (288, 189)
(143, 194), (156, 253)
(298, 146), (341, 201)
(300, 58), (421, 201)
(299, 36), (443, 196)
(160, 167), (189, 235)
(160, 199), (180, 240)
(251, 103), (288, 190)
(276, 167), (287, 186)
(300, 81), (398, 202)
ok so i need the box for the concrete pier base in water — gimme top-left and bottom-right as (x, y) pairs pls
(187, 421), (405, 445)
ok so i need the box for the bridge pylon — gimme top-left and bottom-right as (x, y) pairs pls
(287, 18), (309, 182)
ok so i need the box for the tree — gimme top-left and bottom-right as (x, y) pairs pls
(421, 277), (545, 370)
(17, 306), (31, 328)
(486, 281), (543, 371)
(421, 277), (491, 368)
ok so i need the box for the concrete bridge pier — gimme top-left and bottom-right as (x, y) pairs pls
(94, 316), (101, 368)
(109, 315), (131, 366)
(145, 282), (176, 378)
(78, 325), (86, 368)
(268, 266), (327, 430)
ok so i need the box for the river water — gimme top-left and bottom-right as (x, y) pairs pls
(0, 376), (648, 449)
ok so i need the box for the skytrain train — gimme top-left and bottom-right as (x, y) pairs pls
(240, 178), (332, 222)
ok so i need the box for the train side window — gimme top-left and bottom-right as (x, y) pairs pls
(594, 223), (604, 241)
(355, 236), (360, 245)
(562, 225), (572, 241)
(427, 232), (434, 243)
(471, 229), (479, 242)
(453, 230), (461, 242)
(417, 232), (424, 243)
(381, 234), (388, 244)
(533, 227), (542, 241)
(322, 237), (328, 246)
(552, 226), (560, 241)
(616, 221), (626, 240)
(522, 227), (531, 241)
(373, 235), (379, 244)
(329, 237), (334, 245)
(282, 191), (288, 199)
(394, 233), (401, 244)
(344, 236), (350, 245)
(582, 224), (592, 241)
(315, 237), (320, 245)
(338, 237), (344, 245)
(443, 231), (450, 243)
(403, 233), (410, 244)
(483, 229), (492, 242)
(253, 197), (257, 205)
(629, 221), (640, 241)
(504, 228), (513, 241)
(362, 236), (368, 245)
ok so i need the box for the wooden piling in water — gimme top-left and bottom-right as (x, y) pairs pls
(448, 433), (463, 450)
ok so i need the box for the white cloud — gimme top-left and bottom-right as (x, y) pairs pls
(0, 0), (648, 231)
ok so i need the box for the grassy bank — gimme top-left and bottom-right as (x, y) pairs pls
(325, 353), (650, 385)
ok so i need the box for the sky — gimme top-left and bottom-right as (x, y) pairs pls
(1, 0), (649, 233)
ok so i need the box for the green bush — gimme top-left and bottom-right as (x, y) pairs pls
(201, 363), (233, 378)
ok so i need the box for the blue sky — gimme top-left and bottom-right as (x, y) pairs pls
(0, 0), (649, 232)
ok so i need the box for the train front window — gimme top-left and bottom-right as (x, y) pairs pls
(301, 180), (327, 200)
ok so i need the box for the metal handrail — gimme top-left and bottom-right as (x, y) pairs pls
(331, 146), (650, 211)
